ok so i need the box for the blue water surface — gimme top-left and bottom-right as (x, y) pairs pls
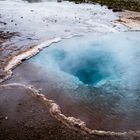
(29, 32), (140, 89)
(27, 32), (140, 131)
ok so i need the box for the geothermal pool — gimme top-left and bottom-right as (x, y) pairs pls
(9, 32), (140, 132)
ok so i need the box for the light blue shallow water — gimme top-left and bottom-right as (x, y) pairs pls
(29, 32), (140, 89)
(27, 32), (140, 131)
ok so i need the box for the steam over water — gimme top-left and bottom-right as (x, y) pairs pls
(12, 32), (140, 131)
(29, 32), (140, 88)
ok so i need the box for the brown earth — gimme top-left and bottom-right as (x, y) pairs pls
(0, 85), (130, 140)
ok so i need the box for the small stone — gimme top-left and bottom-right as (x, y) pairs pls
(5, 116), (8, 120)
(112, 8), (123, 12)
(65, 29), (70, 32)
(108, 6), (112, 10)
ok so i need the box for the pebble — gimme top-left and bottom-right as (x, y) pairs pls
(5, 116), (8, 120)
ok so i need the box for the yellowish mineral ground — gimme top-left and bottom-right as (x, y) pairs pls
(118, 10), (140, 30)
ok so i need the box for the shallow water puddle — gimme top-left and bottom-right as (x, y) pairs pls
(9, 32), (140, 132)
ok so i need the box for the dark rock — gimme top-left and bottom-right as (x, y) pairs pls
(75, 1), (81, 4)
(112, 8), (123, 12)
(57, 0), (62, 2)
(3, 22), (7, 25)
(108, 6), (112, 9)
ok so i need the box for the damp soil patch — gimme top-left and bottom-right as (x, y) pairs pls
(0, 85), (94, 140)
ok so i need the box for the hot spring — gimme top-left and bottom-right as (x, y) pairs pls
(29, 32), (140, 88)
(10, 32), (140, 131)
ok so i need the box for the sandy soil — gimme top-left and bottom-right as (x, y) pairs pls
(117, 10), (140, 31)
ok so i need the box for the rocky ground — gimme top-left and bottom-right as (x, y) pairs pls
(0, 31), (19, 79)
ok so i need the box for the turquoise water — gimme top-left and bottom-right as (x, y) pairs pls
(24, 32), (140, 131)
(29, 32), (140, 89)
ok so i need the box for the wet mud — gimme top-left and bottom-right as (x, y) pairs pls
(0, 85), (91, 140)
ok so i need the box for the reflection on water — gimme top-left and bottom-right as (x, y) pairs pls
(10, 32), (140, 131)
